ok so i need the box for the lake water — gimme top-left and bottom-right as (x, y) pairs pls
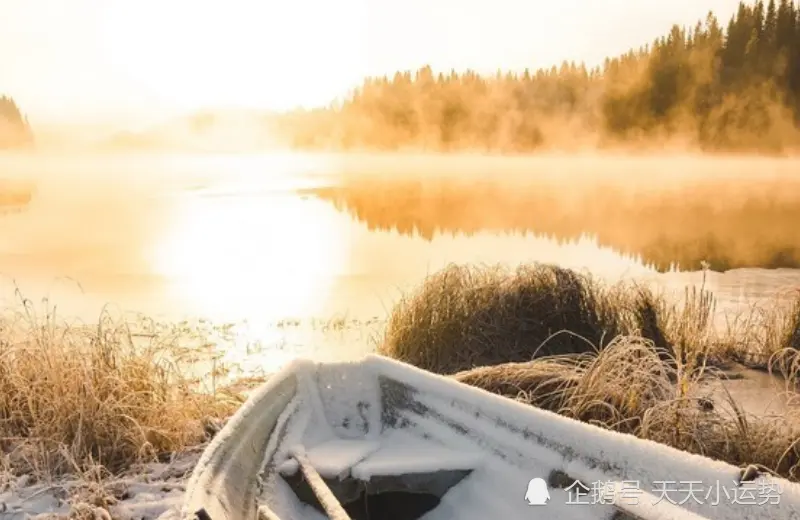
(2, 151), (800, 375)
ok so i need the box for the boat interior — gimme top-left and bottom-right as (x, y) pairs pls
(277, 438), (477, 520)
(252, 361), (625, 520)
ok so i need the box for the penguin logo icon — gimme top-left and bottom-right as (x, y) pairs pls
(524, 477), (550, 505)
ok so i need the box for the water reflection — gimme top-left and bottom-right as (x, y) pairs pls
(302, 167), (800, 272)
(152, 192), (349, 323)
(2, 152), (799, 329)
(0, 177), (34, 208)
(0, 152), (347, 325)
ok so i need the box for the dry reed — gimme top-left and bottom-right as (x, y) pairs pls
(378, 263), (718, 374)
(454, 338), (800, 480)
(0, 292), (245, 479)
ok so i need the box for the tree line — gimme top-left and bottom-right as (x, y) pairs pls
(276, 0), (800, 153)
(0, 95), (34, 149)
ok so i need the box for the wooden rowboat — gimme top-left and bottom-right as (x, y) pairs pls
(178, 355), (800, 519)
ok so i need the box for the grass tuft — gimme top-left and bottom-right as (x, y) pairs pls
(0, 293), (245, 479)
(378, 263), (716, 374)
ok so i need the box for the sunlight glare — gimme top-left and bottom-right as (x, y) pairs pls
(152, 180), (347, 325)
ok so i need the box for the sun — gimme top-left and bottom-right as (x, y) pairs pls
(98, 0), (368, 113)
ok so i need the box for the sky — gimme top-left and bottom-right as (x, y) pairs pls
(0, 0), (744, 128)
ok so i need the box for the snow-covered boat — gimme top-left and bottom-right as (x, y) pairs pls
(179, 355), (800, 520)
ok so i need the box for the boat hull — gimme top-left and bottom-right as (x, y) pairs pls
(180, 355), (800, 520)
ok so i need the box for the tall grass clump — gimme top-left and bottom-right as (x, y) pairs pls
(0, 295), (245, 478)
(454, 337), (800, 480)
(379, 263), (715, 375)
(762, 294), (800, 383)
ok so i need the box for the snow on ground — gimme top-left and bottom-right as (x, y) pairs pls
(1, 448), (202, 520)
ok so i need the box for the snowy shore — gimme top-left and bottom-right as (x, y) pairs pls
(4, 448), (202, 520)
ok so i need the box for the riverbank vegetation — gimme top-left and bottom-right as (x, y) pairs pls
(277, 0), (800, 154)
(380, 263), (800, 480)
(2, 263), (799, 483)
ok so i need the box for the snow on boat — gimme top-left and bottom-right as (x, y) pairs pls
(179, 355), (800, 520)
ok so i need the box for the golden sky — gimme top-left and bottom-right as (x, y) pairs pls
(1, 0), (742, 127)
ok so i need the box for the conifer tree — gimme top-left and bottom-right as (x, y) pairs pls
(278, 0), (800, 153)
(0, 95), (34, 149)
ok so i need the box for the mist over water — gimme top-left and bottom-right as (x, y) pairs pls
(1, 152), (799, 333)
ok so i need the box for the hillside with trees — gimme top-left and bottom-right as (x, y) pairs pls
(276, 0), (800, 154)
(0, 95), (34, 149)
